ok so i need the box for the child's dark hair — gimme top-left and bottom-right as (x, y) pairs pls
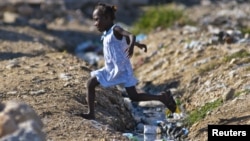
(94, 2), (117, 20)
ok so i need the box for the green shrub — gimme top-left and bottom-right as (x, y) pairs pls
(234, 90), (250, 98)
(241, 27), (250, 34)
(185, 99), (223, 127)
(246, 66), (250, 71)
(223, 49), (250, 62)
(131, 5), (192, 34)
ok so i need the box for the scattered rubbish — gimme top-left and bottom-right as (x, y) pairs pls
(122, 133), (139, 141)
(7, 91), (18, 95)
(6, 59), (20, 69)
(75, 40), (103, 66)
(122, 133), (134, 138)
(182, 25), (199, 34)
(123, 98), (189, 141)
(59, 73), (72, 81)
(29, 89), (46, 95)
(76, 52), (101, 66)
(144, 125), (162, 134)
(136, 33), (147, 42)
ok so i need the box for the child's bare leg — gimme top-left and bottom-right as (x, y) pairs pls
(125, 86), (176, 112)
(80, 76), (99, 119)
(125, 86), (161, 101)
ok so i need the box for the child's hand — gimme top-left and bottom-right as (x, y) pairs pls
(137, 44), (147, 53)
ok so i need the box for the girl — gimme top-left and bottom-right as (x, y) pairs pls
(79, 2), (176, 119)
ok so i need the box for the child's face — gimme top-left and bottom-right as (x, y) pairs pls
(92, 9), (111, 32)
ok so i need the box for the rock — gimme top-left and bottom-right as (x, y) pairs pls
(3, 12), (18, 23)
(3, 101), (43, 128)
(17, 4), (34, 16)
(0, 101), (45, 141)
(144, 125), (161, 134)
(1, 120), (45, 141)
(0, 114), (18, 138)
(223, 88), (235, 102)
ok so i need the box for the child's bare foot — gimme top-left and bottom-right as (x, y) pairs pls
(161, 90), (177, 113)
(74, 113), (95, 120)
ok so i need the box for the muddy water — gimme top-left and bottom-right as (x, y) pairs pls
(122, 98), (188, 141)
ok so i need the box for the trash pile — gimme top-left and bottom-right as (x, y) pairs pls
(122, 93), (189, 141)
(74, 40), (103, 67)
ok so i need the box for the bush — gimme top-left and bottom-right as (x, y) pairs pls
(185, 99), (222, 127)
(131, 4), (192, 34)
(223, 49), (250, 62)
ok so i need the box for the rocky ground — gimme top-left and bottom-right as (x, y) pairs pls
(0, 0), (250, 141)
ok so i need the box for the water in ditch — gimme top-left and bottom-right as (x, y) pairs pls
(122, 97), (189, 141)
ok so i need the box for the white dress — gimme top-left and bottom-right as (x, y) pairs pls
(91, 24), (138, 88)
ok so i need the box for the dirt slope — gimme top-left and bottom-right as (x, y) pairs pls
(0, 25), (133, 141)
(132, 28), (250, 140)
(0, 1), (250, 141)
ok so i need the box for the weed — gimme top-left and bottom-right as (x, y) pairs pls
(184, 99), (223, 127)
(223, 49), (250, 62)
(197, 61), (222, 75)
(241, 27), (250, 34)
(234, 90), (250, 97)
(246, 66), (250, 71)
(131, 4), (193, 34)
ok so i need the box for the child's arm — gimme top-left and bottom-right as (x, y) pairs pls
(113, 26), (147, 58)
(113, 26), (135, 58)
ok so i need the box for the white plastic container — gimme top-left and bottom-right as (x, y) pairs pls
(144, 125), (161, 134)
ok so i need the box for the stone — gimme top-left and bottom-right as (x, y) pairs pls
(3, 101), (43, 128)
(0, 101), (45, 141)
(0, 113), (18, 137)
(223, 88), (235, 102)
